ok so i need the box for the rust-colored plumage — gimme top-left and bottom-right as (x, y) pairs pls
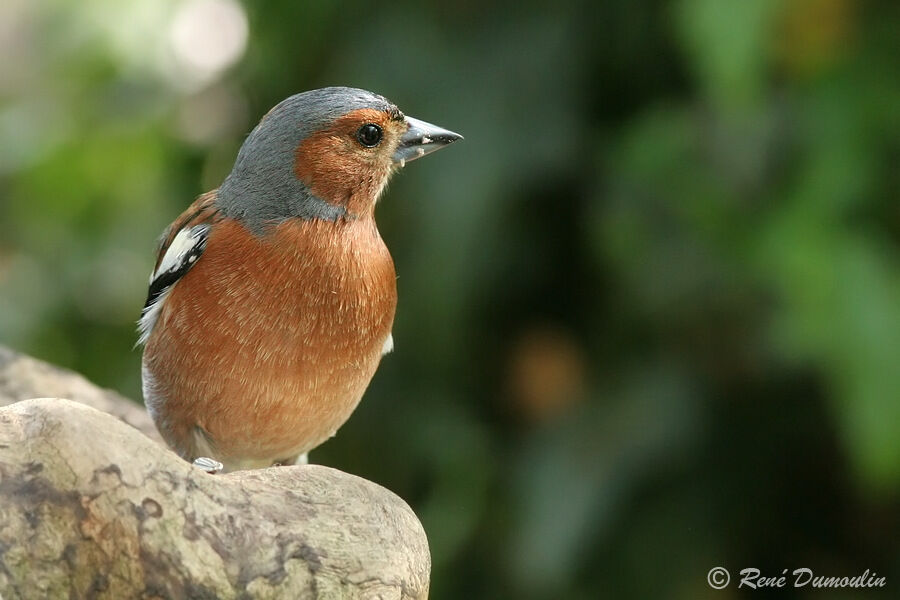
(144, 209), (396, 468)
(139, 87), (460, 471)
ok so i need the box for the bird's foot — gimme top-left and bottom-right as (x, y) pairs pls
(271, 453), (309, 468)
(192, 456), (224, 474)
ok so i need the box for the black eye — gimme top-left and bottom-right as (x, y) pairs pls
(356, 123), (383, 147)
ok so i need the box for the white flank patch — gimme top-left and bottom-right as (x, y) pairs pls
(382, 332), (394, 355)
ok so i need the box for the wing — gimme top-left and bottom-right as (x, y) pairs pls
(138, 191), (222, 345)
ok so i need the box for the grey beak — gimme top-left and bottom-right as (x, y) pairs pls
(392, 116), (463, 166)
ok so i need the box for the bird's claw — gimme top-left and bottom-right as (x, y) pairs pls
(192, 456), (224, 474)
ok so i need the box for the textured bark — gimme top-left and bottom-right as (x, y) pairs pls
(0, 352), (430, 600)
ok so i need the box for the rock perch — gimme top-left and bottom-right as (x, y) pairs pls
(0, 347), (430, 599)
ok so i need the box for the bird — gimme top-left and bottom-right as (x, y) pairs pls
(137, 87), (461, 472)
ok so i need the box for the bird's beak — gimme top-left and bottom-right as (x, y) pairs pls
(392, 116), (463, 167)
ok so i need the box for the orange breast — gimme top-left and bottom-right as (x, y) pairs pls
(143, 217), (397, 462)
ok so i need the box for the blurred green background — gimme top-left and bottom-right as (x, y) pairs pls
(1, 0), (899, 597)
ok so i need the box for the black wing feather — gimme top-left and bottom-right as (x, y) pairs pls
(143, 225), (210, 311)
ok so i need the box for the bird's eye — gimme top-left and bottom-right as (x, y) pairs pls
(356, 123), (383, 147)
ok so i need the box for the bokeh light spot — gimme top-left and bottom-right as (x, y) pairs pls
(169, 0), (248, 85)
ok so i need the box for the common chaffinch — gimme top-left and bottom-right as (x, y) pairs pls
(138, 87), (461, 472)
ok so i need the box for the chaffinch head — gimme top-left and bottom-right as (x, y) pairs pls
(138, 87), (461, 472)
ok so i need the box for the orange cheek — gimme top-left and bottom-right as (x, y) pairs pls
(294, 134), (358, 204)
(294, 109), (398, 215)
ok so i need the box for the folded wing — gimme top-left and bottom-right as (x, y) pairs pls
(138, 192), (221, 345)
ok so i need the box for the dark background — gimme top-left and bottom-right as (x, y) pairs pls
(1, 0), (898, 597)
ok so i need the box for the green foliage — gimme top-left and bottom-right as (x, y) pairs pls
(1, 0), (898, 597)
